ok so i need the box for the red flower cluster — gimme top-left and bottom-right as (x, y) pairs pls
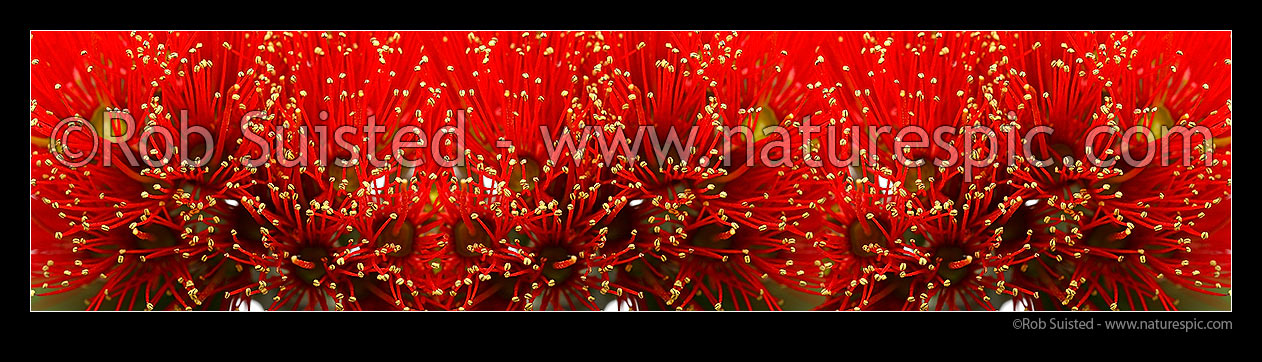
(30, 31), (1230, 310)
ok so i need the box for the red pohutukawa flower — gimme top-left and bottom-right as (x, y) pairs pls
(31, 31), (278, 310)
(587, 32), (830, 310)
(30, 30), (1230, 310)
(997, 31), (1232, 310)
(808, 31), (1036, 310)
(428, 31), (642, 310)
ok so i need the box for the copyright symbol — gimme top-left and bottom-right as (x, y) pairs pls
(49, 116), (98, 168)
(1012, 318), (1022, 329)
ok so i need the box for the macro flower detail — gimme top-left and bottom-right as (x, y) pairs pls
(30, 30), (1230, 311)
